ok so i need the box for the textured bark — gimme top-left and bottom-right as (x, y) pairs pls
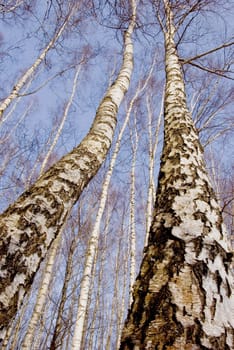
(70, 2), (136, 348)
(144, 92), (163, 248)
(49, 235), (77, 350)
(21, 234), (61, 349)
(120, 1), (234, 349)
(129, 118), (138, 306)
(0, 8), (134, 341)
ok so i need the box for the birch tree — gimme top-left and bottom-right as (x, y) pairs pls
(0, 0), (135, 341)
(144, 90), (163, 247)
(120, 1), (234, 348)
(70, 2), (137, 348)
(0, 5), (76, 119)
(128, 115), (138, 306)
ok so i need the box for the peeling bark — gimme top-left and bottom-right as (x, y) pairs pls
(0, 3), (135, 340)
(120, 1), (234, 349)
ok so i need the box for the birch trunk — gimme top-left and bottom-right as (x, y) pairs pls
(49, 234), (77, 350)
(70, 2), (136, 348)
(144, 92), (163, 248)
(129, 116), (138, 306)
(120, 1), (234, 349)
(39, 63), (82, 176)
(87, 209), (110, 350)
(21, 233), (61, 349)
(0, 1), (134, 340)
(0, 8), (74, 119)
(116, 250), (128, 350)
(21, 62), (83, 347)
(106, 228), (123, 350)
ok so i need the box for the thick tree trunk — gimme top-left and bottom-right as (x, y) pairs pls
(0, 11), (134, 341)
(120, 1), (234, 349)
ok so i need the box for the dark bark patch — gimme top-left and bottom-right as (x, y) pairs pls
(225, 277), (232, 297)
(191, 236), (203, 257)
(214, 270), (222, 294)
(211, 298), (217, 320)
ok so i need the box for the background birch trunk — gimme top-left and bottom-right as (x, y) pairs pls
(39, 63), (82, 176)
(120, 1), (234, 348)
(105, 227), (123, 350)
(20, 233), (61, 349)
(70, 2), (136, 348)
(144, 91), (163, 248)
(49, 233), (77, 350)
(128, 115), (138, 306)
(0, 2), (135, 339)
(87, 209), (110, 350)
(0, 7), (75, 119)
(16, 64), (83, 349)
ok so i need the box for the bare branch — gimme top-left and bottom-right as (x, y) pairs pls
(182, 60), (234, 80)
(180, 40), (234, 64)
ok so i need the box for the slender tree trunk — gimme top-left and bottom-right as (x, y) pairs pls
(120, 1), (234, 349)
(39, 63), (82, 176)
(87, 208), (110, 350)
(70, 2), (136, 348)
(116, 249), (128, 350)
(129, 115), (138, 306)
(79, 249), (98, 350)
(0, 2), (135, 340)
(144, 92), (163, 248)
(0, 8), (74, 119)
(21, 233), (61, 349)
(49, 233), (77, 350)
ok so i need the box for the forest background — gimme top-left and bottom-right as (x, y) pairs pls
(0, 0), (233, 349)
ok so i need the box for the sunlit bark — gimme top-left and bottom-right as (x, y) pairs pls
(120, 1), (234, 349)
(49, 232), (78, 350)
(70, 1), (136, 348)
(144, 91), (163, 248)
(87, 208), (110, 350)
(0, 0), (135, 340)
(129, 115), (138, 306)
(21, 233), (61, 349)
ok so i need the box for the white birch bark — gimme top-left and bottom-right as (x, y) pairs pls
(0, 73), (35, 128)
(0, 0), (24, 13)
(128, 114), (138, 306)
(144, 92), (163, 247)
(49, 232), (78, 350)
(0, 0), (135, 339)
(70, 2), (137, 348)
(1, 292), (30, 349)
(105, 228), (122, 350)
(20, 233), (62, 349)
(116, 250), (128, 350)
(87, 208), (110, 350)
(0, 8), (74, 119)
(120, 1), (234, 348)
(80, 248), (98, 350)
